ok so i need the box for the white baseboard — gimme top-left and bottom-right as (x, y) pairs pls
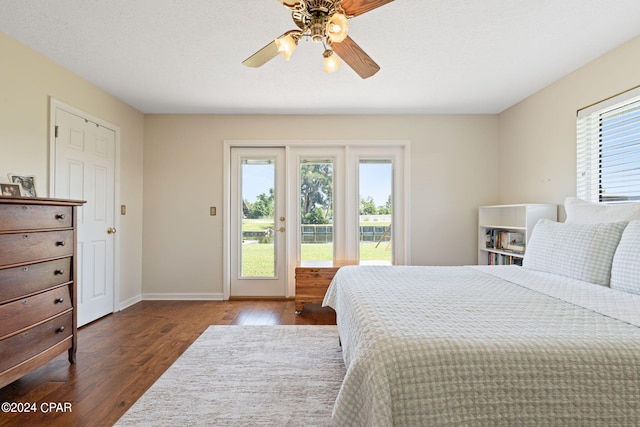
(116, 293), (224, 312)
(119, 295), (143, 311)
(142, 293), (225, 301)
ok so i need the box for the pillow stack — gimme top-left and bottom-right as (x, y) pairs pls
(523, 197), (640, 292)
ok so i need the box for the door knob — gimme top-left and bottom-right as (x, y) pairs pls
(277, 227), (285, 232)
(107, 227), (117, 234)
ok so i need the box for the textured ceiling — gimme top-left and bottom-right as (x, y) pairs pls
(1, 0), (640, 114)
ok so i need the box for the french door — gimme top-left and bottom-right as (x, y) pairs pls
(230, 147), (287, 297)
(225, 141), (409, 299)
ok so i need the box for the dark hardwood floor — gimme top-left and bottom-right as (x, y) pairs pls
(0, 300), (336, 427)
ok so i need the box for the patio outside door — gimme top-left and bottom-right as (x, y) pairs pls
(230, 147), (287, 297)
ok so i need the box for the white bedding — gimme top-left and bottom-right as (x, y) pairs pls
(323, 265), (640, 426)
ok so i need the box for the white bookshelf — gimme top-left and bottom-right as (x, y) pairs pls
(478, 204), (557, 265)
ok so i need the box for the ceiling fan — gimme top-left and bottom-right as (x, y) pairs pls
(242, 0), (394, 79)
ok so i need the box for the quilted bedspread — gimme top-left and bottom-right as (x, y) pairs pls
(323, 265), (640, 426)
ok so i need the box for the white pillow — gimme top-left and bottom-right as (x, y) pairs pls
(523, 219), (627, 286)
(565, 197), (640, 224)
(610, 220), (640, 295)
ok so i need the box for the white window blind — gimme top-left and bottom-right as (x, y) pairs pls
(577, 86), (640, 203)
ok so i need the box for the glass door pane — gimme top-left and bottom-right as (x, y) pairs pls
(300, 160), (334, 262)
(359, 159), (392, 264)
(241, 158), (276, 277)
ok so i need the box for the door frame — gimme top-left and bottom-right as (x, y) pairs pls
(223, 140), (411, 300)
(48, 97), (121, 316)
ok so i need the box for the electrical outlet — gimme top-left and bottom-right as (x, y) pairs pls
(121, 205), (127, 215)
(210, 207), (216, 216)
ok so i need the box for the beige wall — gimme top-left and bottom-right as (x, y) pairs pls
(0, 32), (145, 306)
(142, 115), (499, 295)
(498, 35), (640, 219)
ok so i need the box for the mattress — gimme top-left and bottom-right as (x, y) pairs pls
(323, 265), (640, 426)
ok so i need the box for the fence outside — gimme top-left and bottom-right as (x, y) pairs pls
(244, 224), (391, 244)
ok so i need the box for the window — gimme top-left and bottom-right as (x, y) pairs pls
(359, 159), (392, 264)
(299, 159), (334, 262)
(291, 144), (407, 266)
(577, 86), (640, 203)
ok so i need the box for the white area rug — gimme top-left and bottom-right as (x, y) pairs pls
(115, 325), (344, 426)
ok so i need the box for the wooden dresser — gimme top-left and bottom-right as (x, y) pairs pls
(0, 196), (84, 389)
(295, 261), (356, 313)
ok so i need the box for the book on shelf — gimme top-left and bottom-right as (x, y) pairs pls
(485, 229), (525, 253)
(487, 252), (523, 266)
(484, 229), (495, 249)
(504, 242), (525, 253)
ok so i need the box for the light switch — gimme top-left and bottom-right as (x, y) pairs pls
(121, 205), (127, 215)
(210, 207), (216, 216)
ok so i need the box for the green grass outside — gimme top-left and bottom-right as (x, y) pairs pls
(242, 220), (274, 232)
(242, 220), (390, 231)
(241, 219), (392, 276)
(242, 242), (391, 277)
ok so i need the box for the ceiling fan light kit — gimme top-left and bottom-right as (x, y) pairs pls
(242, 0), (393, 79)
(326, 13), (349, 43)
(275, 34), (298, 60)
(323, 49), (342, 73)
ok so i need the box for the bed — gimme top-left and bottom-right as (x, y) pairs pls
(323, 199), (640, 426)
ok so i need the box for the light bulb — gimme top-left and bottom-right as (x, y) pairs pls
(275, 35), (297, 60)
(323, 50), (342, 73)
(326, 13), (348, 43)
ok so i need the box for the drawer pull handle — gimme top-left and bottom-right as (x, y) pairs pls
(55, 297), (65, 303)
(54, 269), (65, 275)
(56, 241), (66, 247)
(56, 213), (66, 220)
(23, 234), (29, 239)
(57, 326), (65, 333)
(23, 267), (29, 272)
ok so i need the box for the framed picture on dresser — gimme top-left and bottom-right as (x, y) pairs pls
(0, 182), (22, 197)
(8, 174), (37, 197)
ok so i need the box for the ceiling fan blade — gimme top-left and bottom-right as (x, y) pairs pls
(340, 0), (394, 17)
(242, 40), (279, 68)
(243, 30), (302, 68)
(332, 36), (380, 79)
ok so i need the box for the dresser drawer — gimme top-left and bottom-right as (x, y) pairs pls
(0, 311), (72, 372)
(0, 230), (74, 267)
(0, 286), (72, 339)
(0, 204), (72, 231)
(0, 258), (71, 302)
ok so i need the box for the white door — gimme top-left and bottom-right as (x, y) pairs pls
(230, 147), (287, 297)
(53, 106), (116, 326)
